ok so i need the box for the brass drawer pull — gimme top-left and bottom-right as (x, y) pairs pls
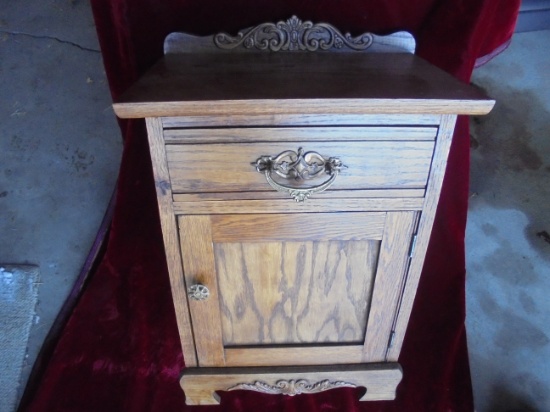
(188, 284), (210, 301)
(253, 147), (346, 202)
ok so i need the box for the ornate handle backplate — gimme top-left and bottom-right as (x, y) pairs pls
(188, 284), (210, 301)
(252, 147), (346, 202)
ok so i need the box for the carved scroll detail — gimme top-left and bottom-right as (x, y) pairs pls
(227, 379), (357, 396)
(214, 15), (373, 52)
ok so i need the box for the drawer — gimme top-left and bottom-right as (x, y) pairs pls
(165, 140), (435, 195)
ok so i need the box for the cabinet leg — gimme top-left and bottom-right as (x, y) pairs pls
(181, 363), (402, 405)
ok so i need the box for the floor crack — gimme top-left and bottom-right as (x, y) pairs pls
(0, 29), (100, 53)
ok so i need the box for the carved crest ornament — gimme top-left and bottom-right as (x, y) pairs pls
(227, 379), (357, 396)
(214, 15), (374, 52)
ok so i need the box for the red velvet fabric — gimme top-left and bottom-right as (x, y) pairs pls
(21, 2), (519, 411)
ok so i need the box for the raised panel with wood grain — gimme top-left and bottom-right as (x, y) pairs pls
(216, 240), (379, 345)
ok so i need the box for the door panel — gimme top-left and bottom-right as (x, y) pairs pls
(363, 211), (418, 362)
(211, 212), (386, 242)
(178, 211), (417, 367)
(223, 345), (365, 367)
(178, 215), (225, 367)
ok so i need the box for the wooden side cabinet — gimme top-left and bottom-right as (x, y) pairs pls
(113, 17), (494, 406)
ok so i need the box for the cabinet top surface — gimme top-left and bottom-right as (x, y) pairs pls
(114, 53), (493, 119)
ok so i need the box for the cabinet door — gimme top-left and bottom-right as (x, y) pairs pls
(178, 211), (417, 367)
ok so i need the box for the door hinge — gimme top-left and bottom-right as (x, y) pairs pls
(388, 331), (396, 348)
(408, 234), (418, 258)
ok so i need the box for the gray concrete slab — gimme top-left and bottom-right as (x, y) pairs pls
(0, 265), (39, 412)
(0, 1), (122, 406)
(468, 30), (550, 412)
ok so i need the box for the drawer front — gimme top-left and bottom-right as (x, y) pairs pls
(166, 140), (435, 194)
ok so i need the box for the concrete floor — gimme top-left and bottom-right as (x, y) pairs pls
(467, 30), (550, 412)
(0, 0), (122, 406)
(0, 3), (548, 411)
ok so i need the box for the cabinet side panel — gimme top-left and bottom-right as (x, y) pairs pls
(386, 114), (458, 361)
(145, 118), (197, 366)
(215, 240), (379, 346)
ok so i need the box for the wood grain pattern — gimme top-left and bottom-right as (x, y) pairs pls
(180, 363), (403, 405)
(362, 212), (417, 362)
(166, 141), (434, 193)
(178, 216), (225, 367)
(215, 240), (379, 346)
(162, 113), (442, 128)
(172, 197), (425, 215)
(172, 188), (426, 202)
(117, 98), (494, 120)
(210, 212), (386, 242)
(114, 53), (494, 119)
(144, 118), (198, 367)
(223, 345), (364, 367)
(163, 126), (438, 144)
(386, 114), (458, 361)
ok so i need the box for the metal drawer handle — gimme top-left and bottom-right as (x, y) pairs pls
(253, 147), (346, 203)
(188, 284), (210, 301)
